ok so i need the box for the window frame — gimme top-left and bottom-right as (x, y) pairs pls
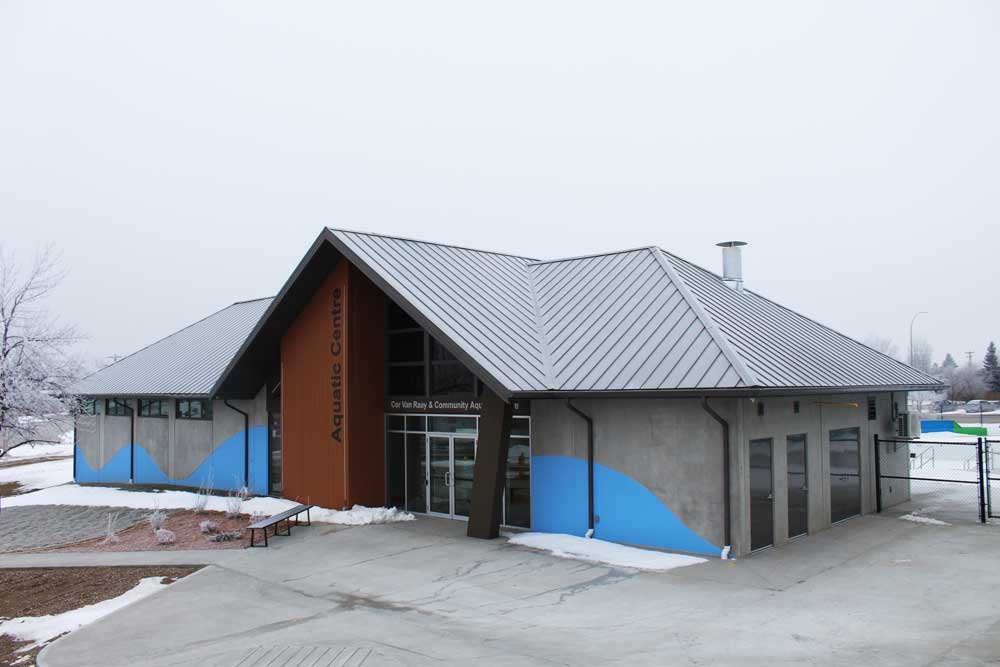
(138, 398), (170, 418)
(104, 398), (129, 417)
(176, 398), (213, 421)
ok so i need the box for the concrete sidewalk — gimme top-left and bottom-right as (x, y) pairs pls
(38, 515), (1000, 665)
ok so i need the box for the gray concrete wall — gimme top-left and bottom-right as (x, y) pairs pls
(533, 391), (907, 559)
(173, 418), (214, 480)
(532, 397), (735, 549)
(136, 412), (170, 474)
(75, 413), (101, 469)
(102, 404), (132, 469)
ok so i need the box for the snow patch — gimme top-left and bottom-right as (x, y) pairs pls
(0, 576), (168, 650)
(900, 514), (951, 526)
(3, 483), (414, 525)
(508, 532), (707, 571)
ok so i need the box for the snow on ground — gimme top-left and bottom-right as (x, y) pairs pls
(0, 457), (72, 492)
(899, 514), (951, 526)
(1, 430), (74, 460)
(0, 439), (413, 524)
(0, 576), (168, 651)
(5, 486), (414, 524)
(508, 532), (707, 572)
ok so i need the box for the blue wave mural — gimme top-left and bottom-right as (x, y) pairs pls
(75, 426), (268, 495)
(531, 455), (719, 556)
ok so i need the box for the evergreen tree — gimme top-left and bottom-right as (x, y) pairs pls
(984, 342), (1000, 391)
(942, 353), (958, 371)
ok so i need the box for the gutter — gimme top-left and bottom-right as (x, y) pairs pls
(701, 397), (732, 557)
(224, 400), (250, 490)
(565, 400), (595, 537)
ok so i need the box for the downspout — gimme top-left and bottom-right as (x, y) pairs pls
(224, 400), (250, 491)
(121, 400), (135, 485)
(565, 400), (595, 538)
(701, 397), (732, 558)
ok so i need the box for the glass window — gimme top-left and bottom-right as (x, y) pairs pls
(386, 414), (405, 431)
(105, 398), (128, 417)
(388, 302), (420, 331)
(79, 399), (98, 415)
(430, 362), (475, 396)
(505, 437), (531, 528)
(177, 398), (212, 420)
(431, 338), (457, 362)
(387, 432), (406, 509)
(388, 332), (424, 363)
(428, 416), (477, 434)
(138, 399), (169, 417)
(510, 417), (530, 437)
(405, 433), (426, 513)
(405, 415), (426, 432)
(388, 366), (425, 396)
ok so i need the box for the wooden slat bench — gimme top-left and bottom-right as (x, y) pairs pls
(248, 504), (313, 547)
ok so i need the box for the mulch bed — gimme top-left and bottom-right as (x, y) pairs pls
(46, 509), (272, 552)
(0, 482), (21, 497)
(0, 565), (199, 665)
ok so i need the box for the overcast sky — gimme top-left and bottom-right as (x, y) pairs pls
(3, 2), (997, 370)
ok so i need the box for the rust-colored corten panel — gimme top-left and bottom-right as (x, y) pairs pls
(281, 262), (349, 508)
(346, 266), (386, 506)
(280, 260), (386, 509)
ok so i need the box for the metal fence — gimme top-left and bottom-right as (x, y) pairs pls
(874, 435), (990, 524)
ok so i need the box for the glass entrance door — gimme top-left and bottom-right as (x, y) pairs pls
(426, 435), (476, 519)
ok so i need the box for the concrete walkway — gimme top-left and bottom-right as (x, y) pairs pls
(37, 515), (1000, 666)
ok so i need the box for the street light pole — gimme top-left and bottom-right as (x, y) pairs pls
(909, 311), (928, 367)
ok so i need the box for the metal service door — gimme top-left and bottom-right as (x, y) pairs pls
(787, 434), (808, 538)
(750, 438), (774, 551)
(830, 428), (861, 523)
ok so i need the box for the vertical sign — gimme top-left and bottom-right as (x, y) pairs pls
(330, 286), (345, 445)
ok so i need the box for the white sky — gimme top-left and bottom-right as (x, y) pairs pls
(2, 2), (997, 369)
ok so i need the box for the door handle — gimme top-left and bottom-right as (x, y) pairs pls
(445, 471), (452, 487)
(767, 493), (774, 500)
(802, 486), (808, 491)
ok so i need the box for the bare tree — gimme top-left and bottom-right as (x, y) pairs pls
(0, 245), (84, 458)
(948, 365), (986, 402)
(909, 337), (934, 373)
(864, 335), (899, 360)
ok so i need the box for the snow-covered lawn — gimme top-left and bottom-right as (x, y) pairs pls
(0, 576), (168, 652)
(0, 430), (74, 461)
(508, 532), (707, 572)
(0, 457), (73, 493)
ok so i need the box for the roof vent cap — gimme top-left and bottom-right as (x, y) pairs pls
(716, 241), (747, 291)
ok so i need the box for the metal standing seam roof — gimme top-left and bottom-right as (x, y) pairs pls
(73, 228), (943, 399)
(320, 228), (942, 396)
(68, 297), (274, 397)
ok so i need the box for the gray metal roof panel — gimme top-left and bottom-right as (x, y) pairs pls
(69, 298), (273, 397)
(660, 250), (941, 389)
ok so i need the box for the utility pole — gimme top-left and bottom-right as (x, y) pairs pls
(965, 351), (974, 367)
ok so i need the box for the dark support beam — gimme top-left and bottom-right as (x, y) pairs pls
(467, 387), (513, 539)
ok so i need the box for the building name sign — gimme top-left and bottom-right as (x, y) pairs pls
(330, 286), (345, 443)
(387, 399), (483, 413)
(384, 398), (529, 415)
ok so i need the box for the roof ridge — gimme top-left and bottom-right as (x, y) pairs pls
(526, 246), (653, 266)
(231, 296), (276, 306)
(326, 227), (541, 262)
(648, 247), (759, 388)
(525, 265), (558, 389)
(663, 251), (942, 385)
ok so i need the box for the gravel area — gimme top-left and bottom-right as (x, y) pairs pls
(0, 505), (149, 552)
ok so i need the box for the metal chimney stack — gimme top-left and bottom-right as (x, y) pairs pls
(716, 241), (747, 291)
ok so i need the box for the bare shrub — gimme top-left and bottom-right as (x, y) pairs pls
(155, 528), (176, 544)
(225, 479), (250, 518)
(199, 520), (218, 534)
(100, 512), (121, 544)
(192, 470), (214, 514)
(148, 502), (167, 532)
(249, 510), (266, 525)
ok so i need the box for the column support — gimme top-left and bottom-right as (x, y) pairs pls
(467, 387), (513, 539)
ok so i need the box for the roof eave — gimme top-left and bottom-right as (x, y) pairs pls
(512, 383), (946, 400)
